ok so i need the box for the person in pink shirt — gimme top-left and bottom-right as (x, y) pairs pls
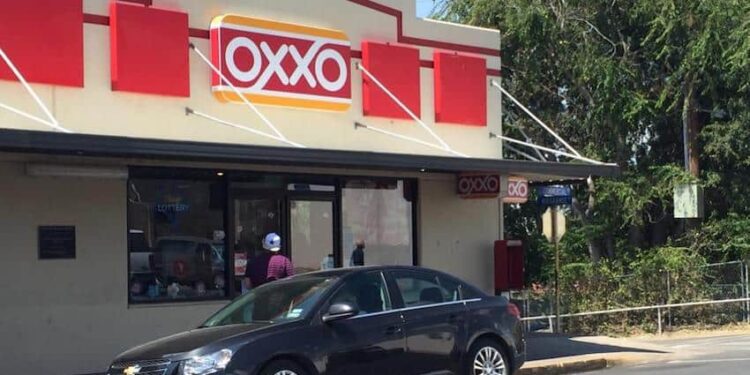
(244, 232), (294, 289)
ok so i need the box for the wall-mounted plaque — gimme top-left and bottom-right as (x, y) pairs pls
(38, 226), (76, 259)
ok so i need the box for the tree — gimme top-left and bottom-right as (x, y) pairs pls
(437, 0), (750, 271)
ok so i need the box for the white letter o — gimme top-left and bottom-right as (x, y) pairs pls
(315, 49), (348, 92)
(225, 37), (262, 83)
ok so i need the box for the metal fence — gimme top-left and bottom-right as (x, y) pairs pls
(511, 260), (750, 334)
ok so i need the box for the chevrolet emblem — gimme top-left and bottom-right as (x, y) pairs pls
(123, 365), (141, 375)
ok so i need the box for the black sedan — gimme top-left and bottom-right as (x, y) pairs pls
(108, 266), (525, 375)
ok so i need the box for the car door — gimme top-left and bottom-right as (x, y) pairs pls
(388, 269), (468, 374)
(321, 271), (407, 375)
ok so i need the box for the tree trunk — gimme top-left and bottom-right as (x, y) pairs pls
(585, 177), (603, 263)
(571, 178), (603, 263)
(682, 77), (702, 231)
(683, 78), (701, 178)
(605, 235), (615, 259)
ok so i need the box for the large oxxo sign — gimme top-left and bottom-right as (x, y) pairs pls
(457, 173), (501, 199)
(210, 15), (352, 111)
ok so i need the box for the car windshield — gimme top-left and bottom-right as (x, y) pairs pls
(202, 276), (337, 327)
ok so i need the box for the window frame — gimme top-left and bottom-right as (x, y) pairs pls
(339, 177), (418, 268)
(126, 167), (420, 305)
(126, 171), (230, 305)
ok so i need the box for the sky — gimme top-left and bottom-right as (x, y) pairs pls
(416, 0), (435, 18)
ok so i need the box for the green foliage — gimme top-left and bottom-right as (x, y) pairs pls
(560, 247), (709, 335)
(438, 0), (750, 333)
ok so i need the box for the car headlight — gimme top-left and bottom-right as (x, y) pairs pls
(182, 349), (233, 375)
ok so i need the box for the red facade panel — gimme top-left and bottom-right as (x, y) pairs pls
(361, 41), (420, 119)
(110, 2), (190, 97)
(0, 0), (83, 87)
(434, 52), (487, 126)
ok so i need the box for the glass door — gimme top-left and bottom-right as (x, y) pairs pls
(232, 198), (283, 292)
(289, 199), (336, 273)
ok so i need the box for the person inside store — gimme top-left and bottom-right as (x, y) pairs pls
(243, 232), (294, 290)
(350, 239), (366, 267)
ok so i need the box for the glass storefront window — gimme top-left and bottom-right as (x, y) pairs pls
(290, 199), (335, 273)
(128, 179), (227, 303)
(341, 179), (415, 267)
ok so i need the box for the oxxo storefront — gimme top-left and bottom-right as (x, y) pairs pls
(0, 1), (616, 374)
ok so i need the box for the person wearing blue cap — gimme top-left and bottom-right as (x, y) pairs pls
(244, 232), (294, 290)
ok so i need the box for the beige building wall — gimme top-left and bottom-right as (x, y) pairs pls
(419, 174), (498, 292)
(0, 161), (226, 374)
(0, 157), (501, 374)
(0, 0), (502, 158)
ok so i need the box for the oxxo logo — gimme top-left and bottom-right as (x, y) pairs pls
(503, 177), (529, 204)
(457, 174), (501, 199)
(210, 15), (352, 111)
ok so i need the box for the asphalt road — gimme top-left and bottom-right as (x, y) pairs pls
(588, 334), (750, 375)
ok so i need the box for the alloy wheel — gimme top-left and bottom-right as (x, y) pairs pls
(473, 346), (506, 375)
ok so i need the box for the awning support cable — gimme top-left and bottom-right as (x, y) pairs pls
(356, 62), (466, 157)
(505, 144), (541, 162)
(516, 126), (547, 160)
(186, 107), (306, 148)
(491, 132), (614, 166)
(189, 43), (291, 143)
(354, 122), (467, 157)
(491, 80), (580, 157)
(0, 48), (71, 133)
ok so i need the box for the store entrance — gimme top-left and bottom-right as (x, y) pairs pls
(230, 182), (338, 293)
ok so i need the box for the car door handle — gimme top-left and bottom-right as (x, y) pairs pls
(448, 314), (462, 324)
(385, 325), (403, 335)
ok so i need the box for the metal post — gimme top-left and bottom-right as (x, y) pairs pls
(740, 263), (745, 323)
(548, 316), (554, 333)
(553, 206), (561, 334)
(666, 270), (672, 330)
(745, 263), (750, 324)
(657, 307), (663, 335)
(525, 290), (531, 332)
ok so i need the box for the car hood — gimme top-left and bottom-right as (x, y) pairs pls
(114, 323), (271, 363)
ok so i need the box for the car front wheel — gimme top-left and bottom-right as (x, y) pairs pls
(468, 339), (510, 375)
(260, 359), (308, 375)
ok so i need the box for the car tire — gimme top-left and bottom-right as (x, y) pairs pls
(260, 359), (308, 375)
(467, 338), (511, 375)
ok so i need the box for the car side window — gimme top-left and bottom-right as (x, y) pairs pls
(329, 272), (392, 315)
(392, 271), (461, 307)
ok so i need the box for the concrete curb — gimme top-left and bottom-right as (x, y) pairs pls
(518, 358), (609, 375)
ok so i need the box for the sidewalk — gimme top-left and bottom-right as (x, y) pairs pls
(517, 333), (681, 374)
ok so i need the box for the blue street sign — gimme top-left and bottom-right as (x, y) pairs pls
(537, 185), (573, 206)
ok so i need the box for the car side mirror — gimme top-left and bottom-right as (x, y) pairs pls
(322, 302), (359, 323)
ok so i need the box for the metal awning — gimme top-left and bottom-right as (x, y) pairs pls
(0, 129), (619, 179)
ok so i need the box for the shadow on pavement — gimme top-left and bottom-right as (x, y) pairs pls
(527, 332), (666, 361)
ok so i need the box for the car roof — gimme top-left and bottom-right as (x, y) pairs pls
(295, 265), (456, 279)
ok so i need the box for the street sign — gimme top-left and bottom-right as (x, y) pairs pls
(542, 207), (566, 243)
(537, 185), (572, 206)
(674, 183), (704, 219)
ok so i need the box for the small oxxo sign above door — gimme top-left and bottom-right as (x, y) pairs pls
(502, 176), (529, 204)
(457, 174), (529, 201)
(457, 173), (501, 199)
